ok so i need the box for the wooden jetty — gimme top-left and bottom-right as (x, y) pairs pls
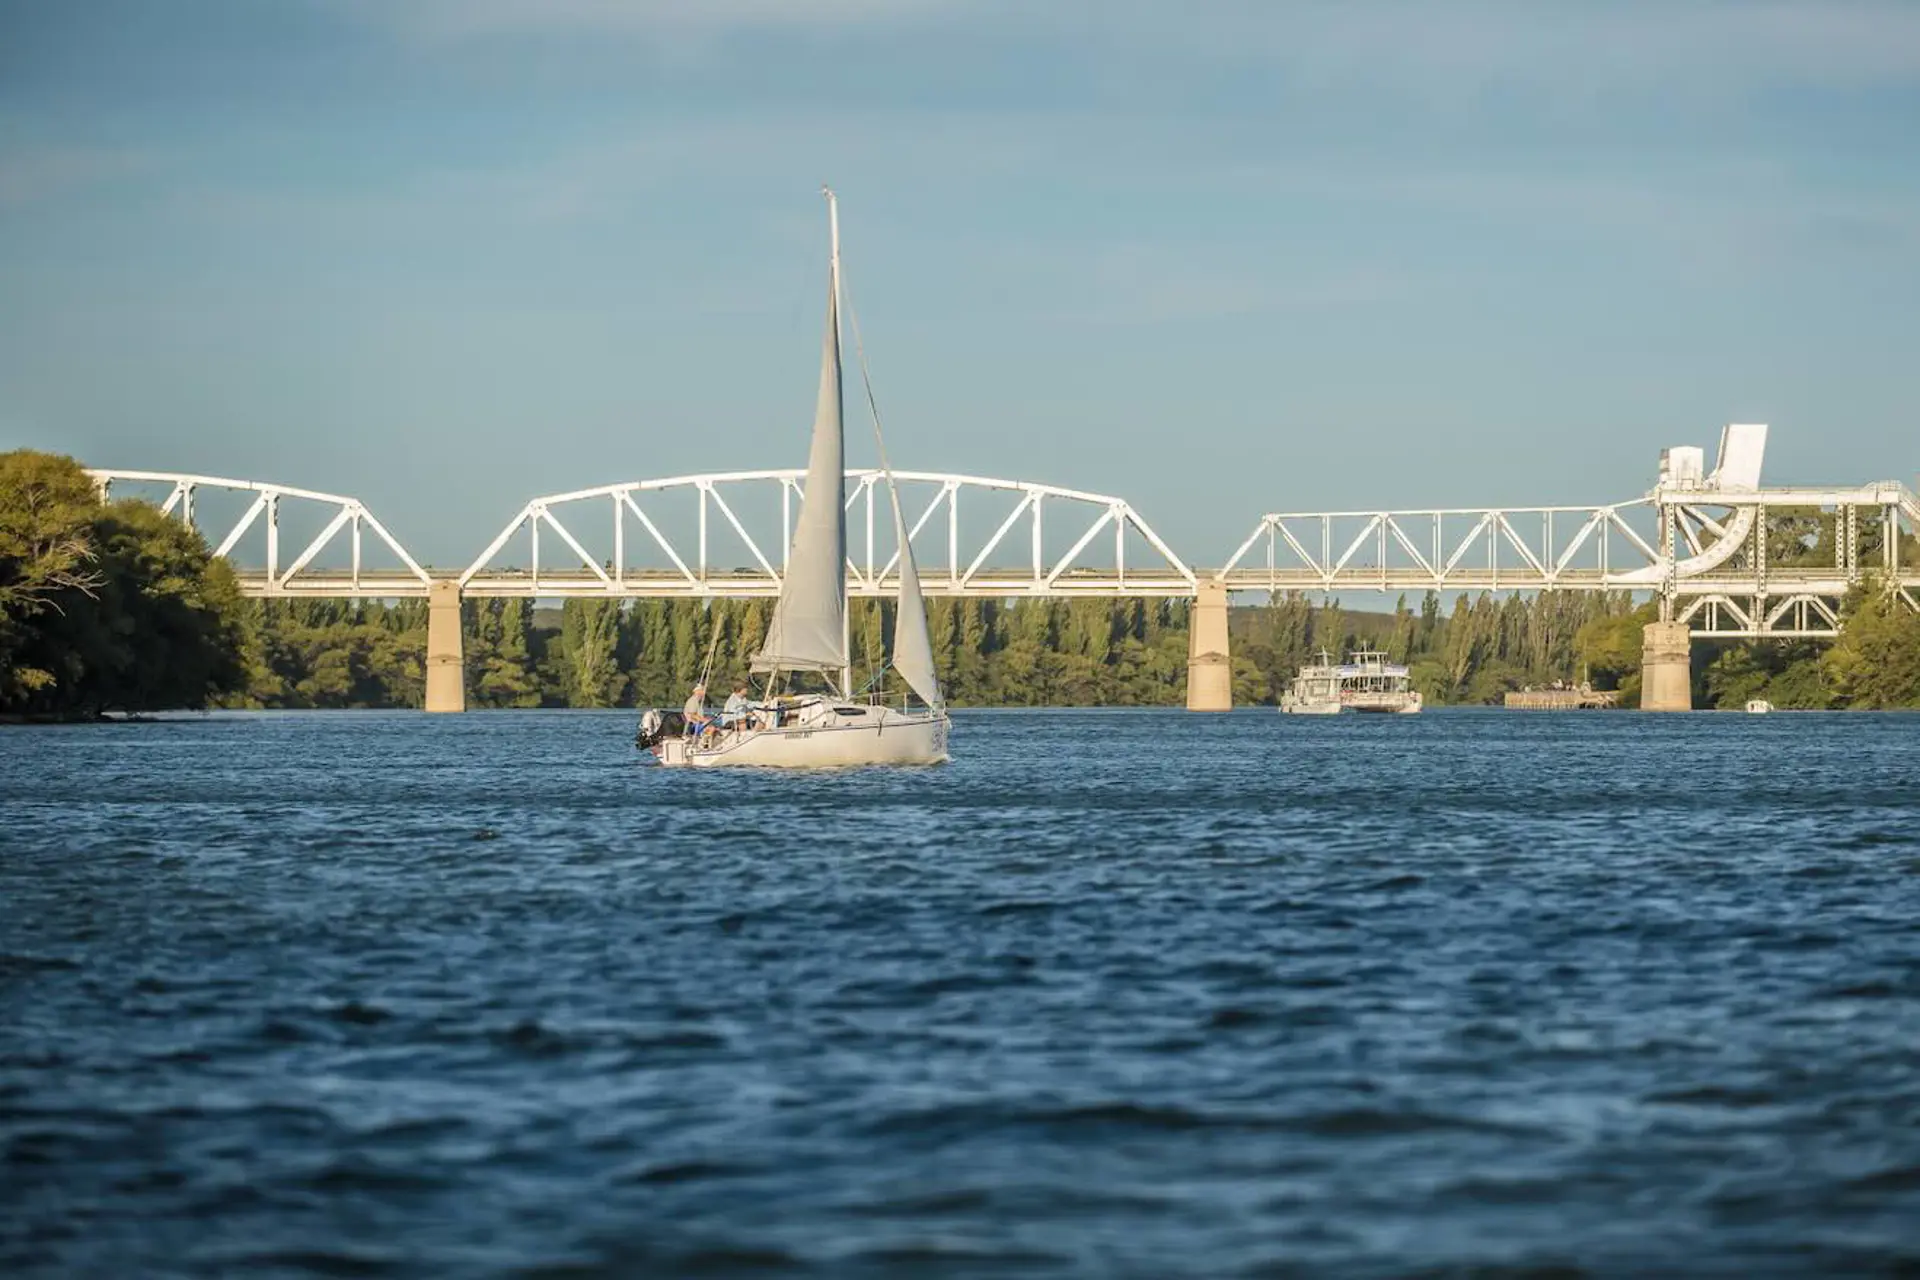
(1504, 684), (1620, 710)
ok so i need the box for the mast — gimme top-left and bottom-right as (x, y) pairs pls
(838, 195), (943, 713)
(828, 187), (852, 700)
(749, 186), (850, 688)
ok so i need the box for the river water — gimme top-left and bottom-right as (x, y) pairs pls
(2, 709), (1917, 1276)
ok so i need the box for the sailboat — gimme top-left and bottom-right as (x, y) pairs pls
(636, 188), (951, 768)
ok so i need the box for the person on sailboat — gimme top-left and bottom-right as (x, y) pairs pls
(682, 682), (713, 744)
(721, 680), (752, 728)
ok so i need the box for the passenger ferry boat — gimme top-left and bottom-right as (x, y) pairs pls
(1280, 649), (1423, 715)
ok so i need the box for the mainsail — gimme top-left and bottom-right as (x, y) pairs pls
(751, 196), (849, 678)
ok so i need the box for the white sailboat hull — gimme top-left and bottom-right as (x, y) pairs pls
(651, 704), (950, 769)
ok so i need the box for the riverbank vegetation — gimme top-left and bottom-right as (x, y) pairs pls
(1, 451), (250, 718)
(225, 587), (1920, 711)
(1696, 580), (1920, 710)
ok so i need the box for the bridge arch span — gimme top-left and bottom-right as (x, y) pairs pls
(461, 469), (1196, 598)
(85, 469), (430, 593)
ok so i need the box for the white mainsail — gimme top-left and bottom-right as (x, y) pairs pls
(751, 196), (848, 680)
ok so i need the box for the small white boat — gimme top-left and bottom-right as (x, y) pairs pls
(636, 189), (950, 769)
(1281, 649), (1423, 715)
(1745, 698), (1774, 714)
(1279, 650), (1345, 715)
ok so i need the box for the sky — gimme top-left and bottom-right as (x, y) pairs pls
(3, 0), (1918, 570)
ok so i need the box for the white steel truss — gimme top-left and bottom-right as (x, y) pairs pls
(83, 457), (1920, 641)
(86, 470), (431, 594)
(458, 470), (1195, 598)
(1218, 501), (1663, 594)
(1217, 481), (1920, 638)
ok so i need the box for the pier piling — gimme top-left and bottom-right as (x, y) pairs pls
(425, 580), (466, 713)
(1186, 581), (1232, 712)
(1640, 621), (1692, 712)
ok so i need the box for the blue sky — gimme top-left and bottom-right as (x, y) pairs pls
(3, 0), (1917, 568)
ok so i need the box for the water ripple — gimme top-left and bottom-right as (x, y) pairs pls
(3, 707), (1919, 1275)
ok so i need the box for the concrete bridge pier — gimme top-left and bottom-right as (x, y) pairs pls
(1640, 620), (1691, 712)
(425, 579), (466, 713)
(1187, 581), (1232, 712)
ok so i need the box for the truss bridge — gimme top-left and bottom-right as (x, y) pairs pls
(89, 422), (1920, 712)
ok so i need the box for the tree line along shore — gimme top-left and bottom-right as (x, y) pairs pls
(5, 450), (1918, 717)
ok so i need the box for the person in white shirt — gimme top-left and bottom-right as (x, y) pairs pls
(682, 682), (711, 744)
(722, 680), (752, 727)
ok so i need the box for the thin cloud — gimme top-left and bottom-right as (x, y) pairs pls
(1086, 0), (1920, 91)
(340, 0), (1920, 91)
(0, 144), (149, 210)
(1050, 244), (1413, 326)
(344, 0), (962, 39)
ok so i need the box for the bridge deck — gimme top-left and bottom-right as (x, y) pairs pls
(230, 565), (1920, 599)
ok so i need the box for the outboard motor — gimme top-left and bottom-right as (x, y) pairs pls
(635, 708), (666, 750)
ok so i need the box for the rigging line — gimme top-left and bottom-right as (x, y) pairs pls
(840, 276), (911, 689)
(841, 249), (942, 711)
(697, 601), (725, 692)
(840, 277), (908, 555)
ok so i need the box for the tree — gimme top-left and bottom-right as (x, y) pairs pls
(1388, 594), (1416, 662)
(558, 598), (626, 707)
(0, 451), (103, 615)
(1, 476), (250, 717)
(1443, 593), (1481, 697)
(0, 451), (107, 700)
(470, 598), (541, 708)
(1701, 640), (1831, 710)
(852, 598), (888, 691)
(1821, 581), (1920, 709)
(1575, 603), (1655, 690)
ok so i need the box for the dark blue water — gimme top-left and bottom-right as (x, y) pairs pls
(3, 709), (1918, 1277)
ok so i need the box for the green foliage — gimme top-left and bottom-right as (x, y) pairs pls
(0, 452), (250, 717)
(557, 598), (625, 708)
(143, 567), (1920, 714)
(234, 599), (426, 708)
(1700, 641), (1830, 710)
(1, 450), (105, 700)
(1689, 578), (1920, 710)
(1573, 602), (1658, 692)
(1818, 580), (1920, 709)
(0, 450), (103, 619)
(469, 598), (543, 708)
